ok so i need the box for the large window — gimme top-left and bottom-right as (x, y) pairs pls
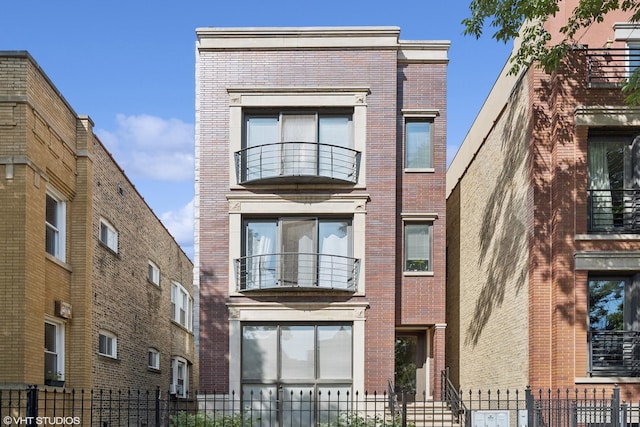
(405, 120), (432, 169)
(241, 217), (356, 290)
(588, 276), (640, 376)
(45, 190), (66, 261)
(171, 282), (193, 331)
(44, 320), (65, 385)
(242, 323), (352, 426)
(404, 223), (432, 272)
(241, 111), (357, 183)
(588, 133), (640, 231)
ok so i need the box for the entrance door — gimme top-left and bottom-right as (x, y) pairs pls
(395, 332), (428, 399)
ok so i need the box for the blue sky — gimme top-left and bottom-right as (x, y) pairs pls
(2, 0), (513, 259)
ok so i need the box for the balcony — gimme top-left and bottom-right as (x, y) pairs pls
(589, 330), (640, 377)
(587, 189), (640, 233)
(235, 252), (360, 292)
(587, 48), (640, 87)
(235, 142), (361, 184)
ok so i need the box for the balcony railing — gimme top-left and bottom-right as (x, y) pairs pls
(587, 48), (640, 87)
(587, 189), (640, 233)
(589, 330), (640, 377)
(235, 142), (361, 184)
(235, 252), (359, 292)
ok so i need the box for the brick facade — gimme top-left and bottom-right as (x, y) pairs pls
(196, 27), (448, 397)
(0, 52), (197, 392)
(447, 4), (640, 398)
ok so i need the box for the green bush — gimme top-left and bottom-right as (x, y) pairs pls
(169, 411), (259, 427)
(320, 412), (413, 427)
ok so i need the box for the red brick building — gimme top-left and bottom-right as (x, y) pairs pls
(447, 3), (640, 398)
(195, 26), (449, 405)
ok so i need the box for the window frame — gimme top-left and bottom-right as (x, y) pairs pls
(402, 216), (435, 275)
(148, 261), (160, 286)
(171, 282), (193, 331)
(99, 218), (119, 253)
(228, 89), (369, 189)
(404, 119), (433, 170)
(170, 357), (189, 397)
(45, 188), (66, 262)
(242, 216), (354, 289)
(44, 319), (65, 383)
(98, 330), (118, 359)
(148, 348), (160, 370)
(402, 109), (438, 172)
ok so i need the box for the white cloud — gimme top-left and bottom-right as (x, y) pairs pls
(96, 114), (194, 181)
(161, 198), (194, 258)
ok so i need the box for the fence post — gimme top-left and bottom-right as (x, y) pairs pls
(26, 386), (38, 426)
(612, 385), (620, 427)
(402, 389), (407, 427)
(525, 386), (533, 427)
(621, 402), (627, 427)
(155, 387), (161, 427)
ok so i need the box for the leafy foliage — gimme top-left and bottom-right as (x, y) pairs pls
(463, 0), (640, 103)
(320, 412), (413, 427)
(169, 411), (259, 427)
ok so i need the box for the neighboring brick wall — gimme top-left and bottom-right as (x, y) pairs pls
(451, 72), (531, 391)
(91, 138), (197, 391)
(0, 52), (196, 392)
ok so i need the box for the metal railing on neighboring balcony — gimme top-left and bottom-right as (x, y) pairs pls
(587, 189), (640, 233)
(235, 252), (360, 292)
(234, 141), (361, 184)
(589, 329), (640, 377)
(587, 48), (640, 87)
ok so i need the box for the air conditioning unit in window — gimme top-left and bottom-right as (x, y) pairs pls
(169, 384), (183, 395)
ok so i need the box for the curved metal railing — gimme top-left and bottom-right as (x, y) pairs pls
(235, 141), (361, 184)
(235, 252), (359, 292)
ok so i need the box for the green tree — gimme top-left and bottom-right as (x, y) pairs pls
(463, 0), (640, 102)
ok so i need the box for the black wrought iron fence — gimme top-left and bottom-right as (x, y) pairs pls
(2, 384), (639, 427)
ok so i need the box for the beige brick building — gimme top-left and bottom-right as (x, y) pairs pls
(195, 26), (449, 414)
(0, 51), (197, 393)
(447, 1), (640, 398)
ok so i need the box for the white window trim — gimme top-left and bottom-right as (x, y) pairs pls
(171, 282), (193, 331)
(227, 88), (369, 188)
(44, 318), (65, 381)
(45, 188), (66, 262)
(401, 213), (437, 276)
(148, 261), (160, 286)
(98, 330), (118, 359)
(148, 348), (160, 370)
(170, 357), (189, 397)
(99, 218), (118, 253)
(227, 194), (368, 295)
(227, 302), (368, 396)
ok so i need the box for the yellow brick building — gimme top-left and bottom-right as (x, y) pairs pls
(0, 51), (197, 393)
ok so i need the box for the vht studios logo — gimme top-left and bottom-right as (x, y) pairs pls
(3, 416), (81, 425)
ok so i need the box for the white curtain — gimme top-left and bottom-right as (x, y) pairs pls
(588, 140), (614, 227)
(318, 116), (352, 179)
(318, 231), (349, 288)
(247, 222), (276, 288)
(282, 114), (316, 176)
